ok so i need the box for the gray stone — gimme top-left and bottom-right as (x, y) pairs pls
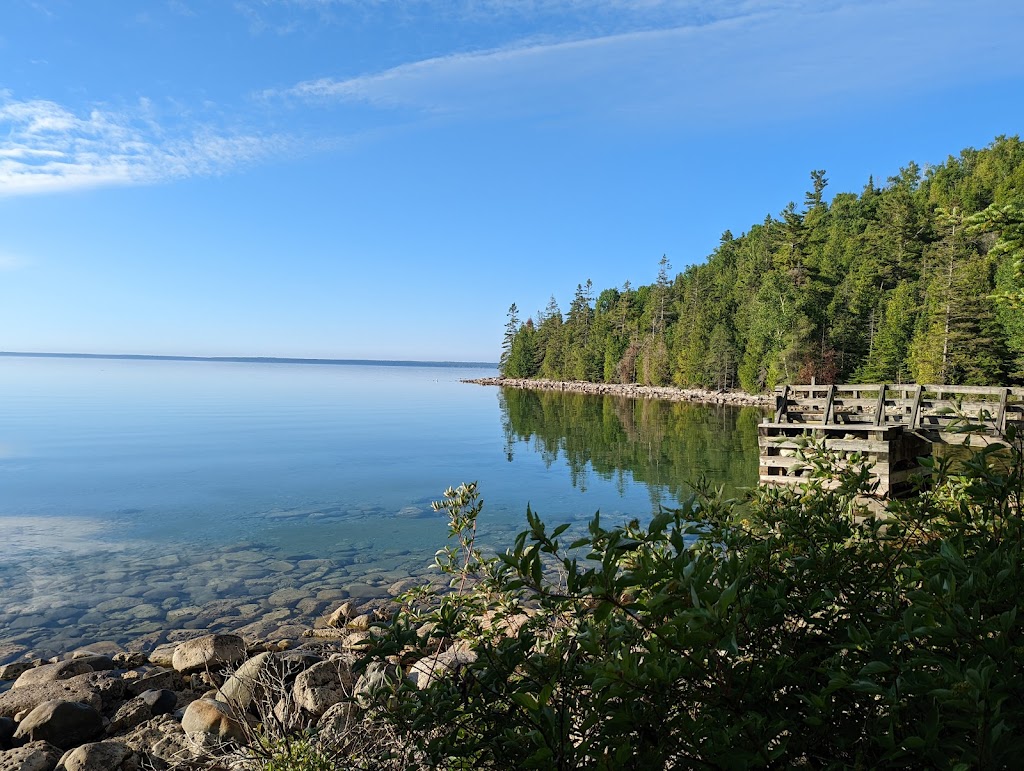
(105, 701), (150, 737)
(171, 635), (246, 674)
(346, 614), (372, 631)
(407, 648), (478, 690)
(125, 668), (179, 697)
(70, 643), (123, 660)
(61, 658), (112, 675)
(343, 583), (390, 599)
(325, 602), (355, 628)
(292, 659), (355, 718)
(0, 741), (62, 771)
(93, 598), (138, 614)
(180, 699), (247, 745)
(138, 690), (176, 716)
(119, 715), (192, 764)
(213, 652), (272, 713)
(12, 663), (94, 690)
(0, 675), (103, 720)
(0, 718), (12, 751)
(55, 741), (138, 771)
(215, 651), (321, 713)
(353, 662), (397, 708)
(316, 701), (358, 743)
(267, 588), (306, 606)
(110, 653), (146, 669)
(144, 644), (177, 669)
(388, 577), (421, 596)
(0, 662), (39, 683)
(13, 701), (103, 750)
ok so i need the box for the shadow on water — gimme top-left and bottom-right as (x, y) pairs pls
(498, 387), (765, 504)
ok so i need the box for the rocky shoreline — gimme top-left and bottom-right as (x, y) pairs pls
(462, 376), (774, 407)
(0, 595), (423, 770)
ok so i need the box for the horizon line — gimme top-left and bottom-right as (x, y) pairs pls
(0, 351), (498, 368)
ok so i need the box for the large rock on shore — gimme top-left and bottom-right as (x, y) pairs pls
(105, 690), (177, 736)
(12, 701), (103, 751)
(12, 659), (112, 690)
(407, 648), (477, 690)
(292, 658), (355, 718)
(0, 740), (63, 771)
(119, 715), (192, 764)
(215, 650), (321, 713)
(55, 741), (139, 771)
(180, 699), (248, 746)
(171, 634), (246, 674)
(0, 674), (112, 720)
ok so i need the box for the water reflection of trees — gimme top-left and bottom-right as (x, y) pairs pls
(500, 388), (763, 504)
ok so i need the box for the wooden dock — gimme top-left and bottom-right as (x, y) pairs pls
(759, 384), (1024, 497)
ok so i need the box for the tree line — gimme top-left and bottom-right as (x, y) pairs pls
(500, 136), (1024, 392)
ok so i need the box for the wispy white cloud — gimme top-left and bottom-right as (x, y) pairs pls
(234, 0), (792, 38)
(0, 93), (290, 197)
(0, 252), (28, 271)
(271, 0), (1024, 127)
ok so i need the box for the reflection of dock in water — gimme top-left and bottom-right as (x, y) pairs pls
(760, 384), (1024, 498)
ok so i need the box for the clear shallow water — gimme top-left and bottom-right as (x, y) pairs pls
(0, 357), (761, 659)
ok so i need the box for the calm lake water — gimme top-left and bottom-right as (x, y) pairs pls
(0, 356), (762, 660)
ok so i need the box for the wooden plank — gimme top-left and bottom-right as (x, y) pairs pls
(873, 384), (887, 427)
(760, 456), (808, 469)
(760, 423), (904, 437)
(920, 384), (1014, 396)
(757, 437), (897, 453)
(834, 384), (886, 393)
(830, 397), (903, 409)
(915, 430), (1011, 447)
(759, 455), (894, 474)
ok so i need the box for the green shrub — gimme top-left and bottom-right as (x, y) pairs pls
(359, 433), (1024, 769)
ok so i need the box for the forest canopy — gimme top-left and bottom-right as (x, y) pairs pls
(500, 136), (1024, 392)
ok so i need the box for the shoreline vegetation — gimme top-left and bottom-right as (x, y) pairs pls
(463, 375), (773, 407)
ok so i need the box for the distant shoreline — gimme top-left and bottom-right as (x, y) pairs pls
(0, 351), (498, 369)
(463, 376), (773, 407)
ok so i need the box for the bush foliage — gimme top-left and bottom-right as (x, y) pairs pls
(358, 431), (1024, 769)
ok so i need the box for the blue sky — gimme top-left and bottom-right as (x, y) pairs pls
(1, 0), (1023, 362)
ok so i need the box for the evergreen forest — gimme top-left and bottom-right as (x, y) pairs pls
(500, 136), (1024, 392)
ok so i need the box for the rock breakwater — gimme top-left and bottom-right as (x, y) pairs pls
(463, 377), (773, 408)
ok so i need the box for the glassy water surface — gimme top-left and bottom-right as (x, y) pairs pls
(0, 356), (761, 659)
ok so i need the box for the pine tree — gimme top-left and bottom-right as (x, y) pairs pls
(499, 303), (520, 375)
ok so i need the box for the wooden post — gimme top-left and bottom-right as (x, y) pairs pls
(873, 384), (887, 427)
(996, 387), (1010, 433)
(908, 384), (923, 429)
(775, 385), (790, 423)
(822, 384), (836, 424)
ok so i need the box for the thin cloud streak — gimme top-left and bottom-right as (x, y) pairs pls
(274, 1), (1024, 126)
(0, 252), (28, 271)
(0, 95), (290, 197)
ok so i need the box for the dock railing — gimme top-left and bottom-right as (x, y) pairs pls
(760, 383), (1024, 497)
